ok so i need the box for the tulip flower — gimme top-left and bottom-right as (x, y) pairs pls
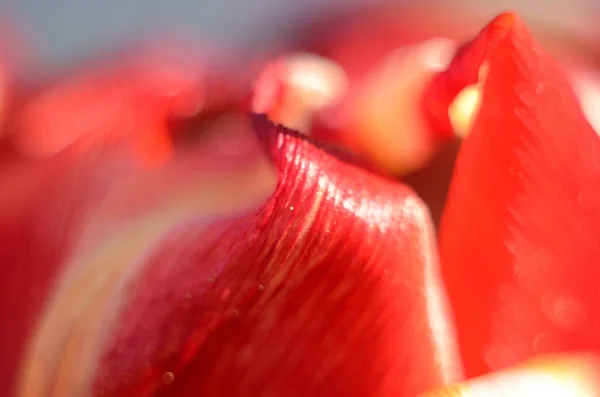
(4, 9), (600, 397)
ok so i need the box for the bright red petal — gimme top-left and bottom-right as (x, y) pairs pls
(24, 116), (462, 396)
(436, 13), (600, 376)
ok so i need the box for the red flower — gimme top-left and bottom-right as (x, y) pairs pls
(3, 9), (600, 397)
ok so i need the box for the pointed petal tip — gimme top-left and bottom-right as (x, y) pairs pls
(474, 12), (532, 60)
(422, 11), (534, 137)
(487, 12), (519, 33)
(455, 10), (530, 82)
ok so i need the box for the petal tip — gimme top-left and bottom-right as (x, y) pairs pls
(479, 11), (530, 48)
(422, 11), (533, 137)
(488, 12), (518, 31)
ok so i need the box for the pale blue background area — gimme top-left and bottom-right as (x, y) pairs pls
(9, 0), (364, 67)
(8, 0), (599, 68)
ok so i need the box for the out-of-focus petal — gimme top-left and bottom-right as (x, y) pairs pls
(16, 124), (277, 397)
(9, 42), (240, 164)
(336, 38), (455, 175)
(251, 52), (348, 134)
(436, 13), (600, 376)
(420, 353), (600, 397)
(20, 116), (461, 396)
(0, 45), (250, 397)
(4, 126), (274, 397)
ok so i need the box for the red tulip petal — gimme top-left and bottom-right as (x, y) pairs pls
(22, 116), (462, 396)
(437, 13), (600, 377)
(104, 116), (462, 397)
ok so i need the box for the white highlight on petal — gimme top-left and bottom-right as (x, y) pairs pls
(421, 354), (600, 397)
(466, 356), (600, 397)
(403, 195), (463, 384)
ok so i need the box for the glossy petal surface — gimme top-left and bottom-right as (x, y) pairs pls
(60, 117), (463, 397)
(437, 13), (600, 376)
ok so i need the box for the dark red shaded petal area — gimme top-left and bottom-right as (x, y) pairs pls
(91, 116), (461, 397)
(436, 13), (600, 377)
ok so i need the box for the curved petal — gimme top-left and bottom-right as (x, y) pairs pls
(20, 116), (461, 396)
(435, 13), (600, 376)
